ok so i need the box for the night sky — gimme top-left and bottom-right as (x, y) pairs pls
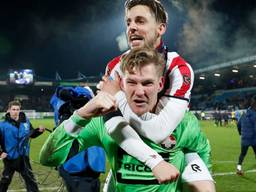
(0, 0), (255, 80)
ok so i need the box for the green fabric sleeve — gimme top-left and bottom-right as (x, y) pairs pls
(39, 115), (104, 167)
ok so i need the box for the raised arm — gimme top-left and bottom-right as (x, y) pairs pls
(39, 112), (95, 167)
(40, 91), (116, 167)
(104, 112), (180, 183)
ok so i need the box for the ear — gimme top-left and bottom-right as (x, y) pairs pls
(158, 23), (166, 36)
(120, 78), (125, 91)
(158, 76), (165, 93)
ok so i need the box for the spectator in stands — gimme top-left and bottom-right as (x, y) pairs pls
(0, 100), (45, 192)
(236, 95), (256, 175)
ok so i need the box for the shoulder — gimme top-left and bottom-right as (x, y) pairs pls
(105, 55), (123, 75)
(0, 121), (5, 128)
(19, 112), (28, 122)
(0, 120), (8, 125)
(105, 51), (130, 75)
(166, 52), (193, 74)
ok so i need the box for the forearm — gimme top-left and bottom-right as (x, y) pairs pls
(116, 91), (187, 143)
(105, 116), (163, 169)
(30, 128), (43, 138)
(39, 112), (91, 167)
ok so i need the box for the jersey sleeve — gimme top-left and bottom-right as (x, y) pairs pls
(115, 92), (188, 144)
(105, 55), (123, 77)
(164, 52), (194, 100)
(104, 114), (164, 169)
(39, 113), (102, 167)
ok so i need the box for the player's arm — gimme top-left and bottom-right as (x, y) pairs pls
(104, 62), (179, 168)
(104, 62), (194, 143)
(237, 115), (242, 135)
(104, 111), (180, 183)
(29, 122), (45, 138)
(40, 91), (115, 167)
(39, 113), (93, 167)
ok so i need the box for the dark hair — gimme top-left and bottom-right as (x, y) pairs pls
(121, 46), (165, 77)
(125, 0), (168, 24)
(8, 100), (21, 109)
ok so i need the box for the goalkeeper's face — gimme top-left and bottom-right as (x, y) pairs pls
(121, 63), (164, 116)
(8, 105), (21, 121)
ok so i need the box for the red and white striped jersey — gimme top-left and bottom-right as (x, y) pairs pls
(106, 51), (194, 102)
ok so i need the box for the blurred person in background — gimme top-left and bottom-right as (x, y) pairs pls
(0, 100), (45, 192)
(223, 110), (229, 127)
(236, 95), (256, 175)
(0, 148), (7, 160)
(235, 109), (241, 123)
(50, 86), (105, 192)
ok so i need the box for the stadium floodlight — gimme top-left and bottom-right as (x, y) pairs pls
(232, 69), (238, 73)
(199, 76), (205, 80)
(253, 64), (256, 68)
(214, 73), (221, 77)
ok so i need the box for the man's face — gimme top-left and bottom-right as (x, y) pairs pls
(122, 63), (164, 116)
(125, 5), (166, 49)
(9, 105), (20, 121)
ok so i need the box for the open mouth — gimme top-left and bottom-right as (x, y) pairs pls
(129, 35), (143, 43)
(133, 99), (147, 106)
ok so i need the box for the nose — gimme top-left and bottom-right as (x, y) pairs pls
(128, 21), (137, 34)
(134, 84), (145, 96)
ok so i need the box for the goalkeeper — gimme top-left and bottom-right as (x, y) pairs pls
(40, 47), (212, 191)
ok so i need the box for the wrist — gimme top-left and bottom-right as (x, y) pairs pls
(71, 111), (91, 127)
(145, 154), (164, 170)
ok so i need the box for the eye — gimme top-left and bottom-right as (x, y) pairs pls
(136, 17), (146, 25)
(137, 19), (145, 25)
(127, 80), (136, 85)
(143, 81), (154, 86)
(126, 19), (131, 27)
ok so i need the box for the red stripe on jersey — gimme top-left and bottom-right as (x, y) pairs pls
(105, 55), (122, 75)
(173, 65), (192, 98)
(167, 55), (192, 99)
(168, 56), (187, 72)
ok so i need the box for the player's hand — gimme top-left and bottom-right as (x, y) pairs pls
(38, 125), (45, 132)
(77, 91), (117, 118)
(0, 152), (8, 159)
(99, 72), (121, 96)
(152, 160), (180, 184)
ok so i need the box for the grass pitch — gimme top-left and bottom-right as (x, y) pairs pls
(0, 119), (255, 192)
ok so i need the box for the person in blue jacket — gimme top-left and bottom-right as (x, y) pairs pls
(50, 86), (105, 192)
(0, 100), (45, 192)
(236, 95), (256, 175)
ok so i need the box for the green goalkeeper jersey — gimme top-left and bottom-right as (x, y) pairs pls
(40, 111), (210, 192)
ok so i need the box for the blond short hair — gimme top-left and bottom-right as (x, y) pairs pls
(8, 100), (21, 109)
(121, 47), (165, 77)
